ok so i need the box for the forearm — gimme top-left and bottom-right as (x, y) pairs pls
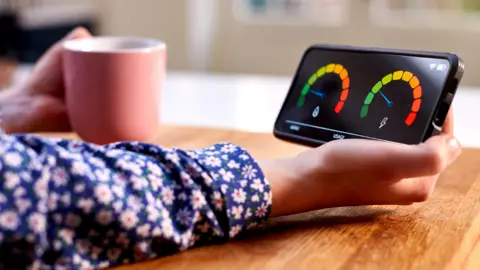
(259, 157), (341, 218)
(0, 134), (271, 269)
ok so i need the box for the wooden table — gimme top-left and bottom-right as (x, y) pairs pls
(47, 125), (480, 270)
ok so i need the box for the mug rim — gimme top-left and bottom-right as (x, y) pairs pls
(63, 36), (166, 54)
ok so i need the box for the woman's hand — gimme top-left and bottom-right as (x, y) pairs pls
(0, 27), (92, 134)
(262, 111), (460, 217)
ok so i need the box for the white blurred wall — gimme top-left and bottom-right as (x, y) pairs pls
(94, 0), (189, 70)
(94, 0), (480, 86)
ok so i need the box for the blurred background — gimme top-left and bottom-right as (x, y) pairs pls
(1, 0), (480, 89)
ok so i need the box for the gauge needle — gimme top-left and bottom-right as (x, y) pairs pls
(310, 90), (326, 99)
(379, 90), (393, 107)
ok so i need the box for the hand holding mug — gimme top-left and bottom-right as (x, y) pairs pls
(0, 27), (91, 134)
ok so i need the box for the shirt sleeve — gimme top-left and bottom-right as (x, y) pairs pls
(0, 132), (272, 269)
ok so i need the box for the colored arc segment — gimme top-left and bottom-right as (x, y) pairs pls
(297, 63), (350, 114)
(361, 70), (422, 127)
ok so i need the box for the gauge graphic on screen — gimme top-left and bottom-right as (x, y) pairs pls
(296, 63), (350, 117)
(360, 70), (422, 127)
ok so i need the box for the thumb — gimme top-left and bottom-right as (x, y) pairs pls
(62, 26), (92, 41)
(390, 135), (462, 179)
(21, 27), (92, 95)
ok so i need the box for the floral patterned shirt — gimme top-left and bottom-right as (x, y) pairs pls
(0, 132), (272, 269)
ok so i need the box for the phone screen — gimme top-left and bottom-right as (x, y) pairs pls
(274, 48), (452, 145)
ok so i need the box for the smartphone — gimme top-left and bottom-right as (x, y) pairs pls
(273, 45), (464, 147)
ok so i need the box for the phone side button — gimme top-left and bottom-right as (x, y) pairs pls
(434, 93), (454, 126)
(444, 92), (454, 104)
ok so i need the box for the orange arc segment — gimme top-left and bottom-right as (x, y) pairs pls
(413, 86), (422, 99)
(340, 69), (348, 80)
(340, 89), (348, 101)
(409, 76), (420, 89)
(411, 99), (421, 112)
(402, 71), (413, 82)
(342, 77), (350, 89)
(334, 64), (344, 74)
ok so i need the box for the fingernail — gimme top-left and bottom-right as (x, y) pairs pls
(64, 28), (79, 40)
(64, 27), (87, 40)
(446, 136), (461, 162)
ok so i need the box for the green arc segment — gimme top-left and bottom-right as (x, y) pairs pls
(372, 82), (382, 94)
(364, 92), (375, 105)
(301, 84), (310, 95)
(360, 104), (369, 118)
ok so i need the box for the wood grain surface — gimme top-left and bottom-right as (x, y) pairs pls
(41, 125), (480, 270)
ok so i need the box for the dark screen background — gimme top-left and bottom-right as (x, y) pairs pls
(276, 48), (451, 144)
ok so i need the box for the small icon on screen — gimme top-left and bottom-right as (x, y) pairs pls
(429, 63), (437, 70)
(379, 117), (388, 129)
(437, 64), (447, 71)
(312, 106), (320, 118)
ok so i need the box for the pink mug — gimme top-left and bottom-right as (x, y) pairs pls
(62, 36), (166, 144)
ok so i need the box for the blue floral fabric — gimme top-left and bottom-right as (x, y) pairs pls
(0, 132), (271, 269)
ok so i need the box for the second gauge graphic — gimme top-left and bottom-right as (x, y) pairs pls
(296, 63), (350, 118)
(360, 70), (423, 127)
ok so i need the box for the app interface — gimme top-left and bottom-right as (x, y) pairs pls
(276, 49), (451, 144)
